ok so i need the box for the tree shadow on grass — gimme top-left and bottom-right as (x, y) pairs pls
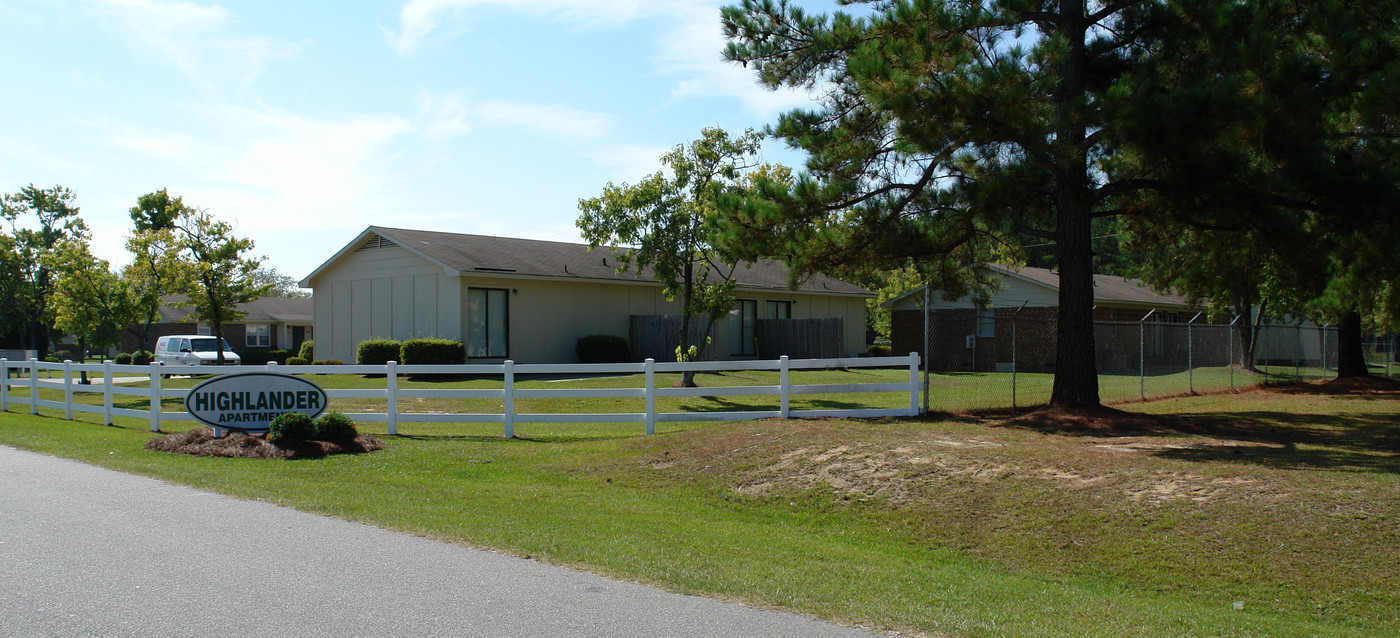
(1148, 410), (1400, 473)
(995, 402), (1400, 473)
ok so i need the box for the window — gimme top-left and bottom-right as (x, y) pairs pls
(246, 324), (271, 348)
(977, 309), (995, 338)
(766, 300), (792, 320)
(730, 299), (757, 356)
(196, 323), (211, 336)
(467, 288), (509, 358)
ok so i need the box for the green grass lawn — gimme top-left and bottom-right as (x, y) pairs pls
(2, 376), (1397, 637)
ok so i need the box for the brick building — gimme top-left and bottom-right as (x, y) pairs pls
(120, 295), (314, 356)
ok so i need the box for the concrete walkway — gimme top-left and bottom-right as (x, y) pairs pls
(0, 446), (877, 637)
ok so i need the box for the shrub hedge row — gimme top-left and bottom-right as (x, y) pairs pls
(400, 338), (465, 365)
(355, 338), (466, 365)
(575, 335), (629, 363)
(356, 339), (402, 366)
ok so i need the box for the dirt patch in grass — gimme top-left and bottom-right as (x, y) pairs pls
(145, 427), (386, 459)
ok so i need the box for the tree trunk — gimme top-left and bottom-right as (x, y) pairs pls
(1234, 301), (1260, 372)
(213, 320), (226, 365)
(1048, 0), (1100, 408)
(1335, 309), (1369, 378)
(680, 261), (698, 387)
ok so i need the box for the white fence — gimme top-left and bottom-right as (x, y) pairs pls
(0, 354), (921, 437)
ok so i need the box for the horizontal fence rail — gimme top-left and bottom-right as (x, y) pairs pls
(0, 354), (921, 437)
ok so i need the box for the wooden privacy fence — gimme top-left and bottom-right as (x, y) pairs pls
(630, 315), (847, 361)
(629, 313), (718, 362)
(0, 354), (921, 437)
(756, 318), (844, 360)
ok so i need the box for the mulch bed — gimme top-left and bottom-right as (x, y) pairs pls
(144, 427), (386, 459)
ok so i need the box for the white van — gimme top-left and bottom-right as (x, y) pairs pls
(154, 335), (242, 366)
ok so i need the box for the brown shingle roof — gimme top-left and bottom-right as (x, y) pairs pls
(159, 295), (313, 324)
(367, 226), (871, 296)
(990, 264), (1191, 308)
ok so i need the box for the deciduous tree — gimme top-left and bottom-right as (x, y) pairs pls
(171, 207), (272, 364)
(578, 128), (767, 386)
(1, 184), (86, 358)
(124, 190), (190, 355)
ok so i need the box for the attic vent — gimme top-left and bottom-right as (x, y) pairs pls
(357, 235), (399, 252)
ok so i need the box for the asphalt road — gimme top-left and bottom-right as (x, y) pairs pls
(0, 445), (878, 637)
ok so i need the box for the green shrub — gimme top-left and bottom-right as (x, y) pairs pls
(114, 353), (133, 365)
(400, 338), (465, 365)
(866, 344), (893, 356)
(44, 355), (60, 363)
(267, 412), (316, 445)
(285, 356), (309, 366)
(132, 351), (153, 366)
(239, 349), (292, 366)
(356, 339), (401, 365)
(315, 411), (358, 442)
(576, 334), (630, 363)
(297, 340), (314, 361)
(312, 359), (343, 366)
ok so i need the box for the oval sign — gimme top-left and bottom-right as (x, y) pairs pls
(186, 372), (328, 433)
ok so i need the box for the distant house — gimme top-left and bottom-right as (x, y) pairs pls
(298, 226), (873, 364)
(886, 264), (1209, 373)
(120, 295), (314, 356)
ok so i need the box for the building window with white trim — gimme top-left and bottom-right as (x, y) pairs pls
(246, 324), (271, 348)
(196, 323), (211, 336)
(766, 300), (792, 320)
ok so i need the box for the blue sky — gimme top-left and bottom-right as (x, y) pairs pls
(0, 0), (825, 281)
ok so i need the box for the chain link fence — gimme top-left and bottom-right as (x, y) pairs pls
(891, 308), (1391, 413)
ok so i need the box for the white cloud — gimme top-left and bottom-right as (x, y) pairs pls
(390, 0), (814, 118)
(84, 0), (299, 97)
(389, 0), (648, 54)
(474, 101), (610, 140)
(585, 144), (669, 182)
(652, 3), (816, 117)
(417, 92), (610, 141)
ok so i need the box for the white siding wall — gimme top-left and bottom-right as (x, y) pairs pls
(312, 246), (870, 362)
(311, 245), (459, 362)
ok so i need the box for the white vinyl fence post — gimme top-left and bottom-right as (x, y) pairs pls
(644, 358), (656, 435)
(30, 359), (39, 416)
(103, 360), (114, 425)
(149, 362), (162, 432)
(1, 358), (8, 412)
(63, 360), (74, 420)
(779, 355), (790, 418)
(503, 360), (515, 439)
(909, 352), (920, 416)
(386, 361), (398, 436)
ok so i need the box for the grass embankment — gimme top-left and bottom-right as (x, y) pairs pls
(1, 378), (1397, 636)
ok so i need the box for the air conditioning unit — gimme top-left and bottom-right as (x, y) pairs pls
(965, 335), (975, 349)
